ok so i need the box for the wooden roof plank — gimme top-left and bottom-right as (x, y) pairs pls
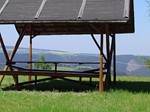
(0, 0), (10, 15)
(77, 0), (87, 19)
(0, 0), (134, 34)
(123, 0), (130, 18)
(35, 0), (47, 19)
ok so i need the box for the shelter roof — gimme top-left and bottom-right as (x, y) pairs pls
(0, 0), (134, 35)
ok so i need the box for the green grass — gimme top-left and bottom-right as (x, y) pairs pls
(0, 76), (150, 112)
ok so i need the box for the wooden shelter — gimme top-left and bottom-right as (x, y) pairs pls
(0, 0), (134, 92)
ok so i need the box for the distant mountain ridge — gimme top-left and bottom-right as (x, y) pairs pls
(0, 46), (150, 76)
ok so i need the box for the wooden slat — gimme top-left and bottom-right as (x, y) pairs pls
(77, 0), (87, 19)
(123, 0), (130, 18)
(35, 0), (47, 19)
(9, 61), (100, 65)
(0, 71), (99, 78)
(0, 0), (10, 15)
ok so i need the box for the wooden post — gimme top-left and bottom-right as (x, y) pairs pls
(0, 24), (28, 85)
(89, 77), (92, 84)
(113, 35), (116, 84)
(29, 36), (32, 81)
(79, 77), (82, 83)
(105, 24), (111, 91)
(99, 33), (104, 93)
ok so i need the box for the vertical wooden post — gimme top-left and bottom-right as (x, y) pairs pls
(113, 35), (116, 84)
(29, 24), (33, 81)
(105, 24), (111, 91)
(15, 75), (19, 90)
(29, 36), (32, 81)
(89, 77), (92, 84)
(99, 33), (104, 93)
(79, 77), (82, 83)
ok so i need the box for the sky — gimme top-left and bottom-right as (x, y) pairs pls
(0, 0), (150, 56)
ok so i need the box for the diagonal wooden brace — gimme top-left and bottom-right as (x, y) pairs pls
(0, 24), (28, 85)
(0, 33), (17, 84)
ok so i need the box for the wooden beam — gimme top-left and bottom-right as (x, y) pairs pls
(0, 33), (17, 85)
(29, 33), (32, 81)
(99, 33), (104, 93)
(110, 34), (117, 84)
(90, 24), (101, 34)
(32, 26), (48, 38)
(113, 35), (116, 84)
(91, 34), (107, 62)
(18, 77), (55, 86)
(0, 24), (28, 85)
(104, 24), (111, 91)
(29, 24), (33, 81)
(9, 24), (28, 61)
(0, 71), (100, 78)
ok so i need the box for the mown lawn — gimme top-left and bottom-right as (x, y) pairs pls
(0, 76), (150, 112)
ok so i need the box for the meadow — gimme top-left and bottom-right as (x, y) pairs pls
(0, 76), (150, 112)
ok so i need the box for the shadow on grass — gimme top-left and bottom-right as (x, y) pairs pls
(111, 81), (150, 93)
(2, 79), (99, 92)
(2, 79), (150, 93)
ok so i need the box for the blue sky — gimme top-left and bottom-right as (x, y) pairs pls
(0, 0), (150, 56)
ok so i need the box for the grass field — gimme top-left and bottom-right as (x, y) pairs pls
(0, 76), (150, 112)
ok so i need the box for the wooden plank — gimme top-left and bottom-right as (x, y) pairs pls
(9, 61), (100, 64)
(123, 0), (130, 18)
(77, 0), (87, 19)
(0, 0), (10, 15)
(0, 71), (99, 78)
(35, 0), (47, 19)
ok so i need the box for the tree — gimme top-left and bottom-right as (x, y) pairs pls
(34, 55), (52, 70)
(147, 0), (150, 16)
(144, 58), (150, 69)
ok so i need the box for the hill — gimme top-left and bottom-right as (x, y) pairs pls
(0, 46), (150, 76)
